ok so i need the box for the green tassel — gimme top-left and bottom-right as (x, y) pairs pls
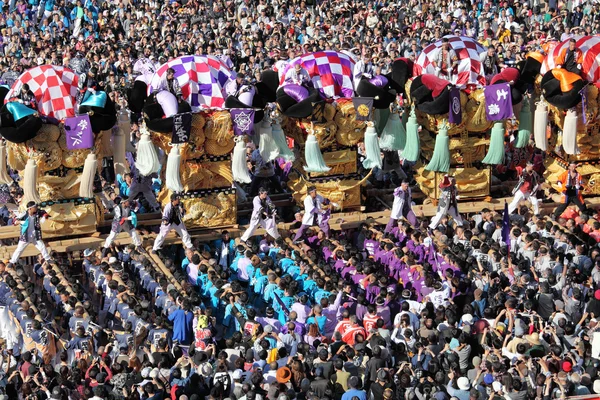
(375, 107), (390, 135)
(425, 123), (450, 173)
(362, 125), (382, 169)
(379, 112), (406, 151)
(515, 98), (532, 148)
(482, 122), (506, 165)
(271, 123), (295, 161)
(403, 107), (420, 162)
(304, 134), (330, 173)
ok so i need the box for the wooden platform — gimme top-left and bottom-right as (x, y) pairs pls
(0, 195), (597, 259)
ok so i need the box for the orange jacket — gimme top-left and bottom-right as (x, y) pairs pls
(555, 48), (584, 69)
(558, 170), (584, 203)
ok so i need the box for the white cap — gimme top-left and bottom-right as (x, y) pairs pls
(232, 369), (243, 379)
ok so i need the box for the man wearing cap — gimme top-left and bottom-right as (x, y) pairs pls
(284, 63), (311, 87)
(385, 180), (417, 233)
(10, 201), (52, 264)
(433, 38), (458, 81)
(509, 161), (541, 215)
(293, 186), (324, 243)
(555, 38), (584, 75)
(429, 175), (463, 230)
(103, 197), (142, 255)
(240, 187), (280, 244)
(555, 161), (587, 219)
(153, 194), (193, 253)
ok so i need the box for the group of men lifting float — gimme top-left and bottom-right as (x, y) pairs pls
(4, 39), (590, 263)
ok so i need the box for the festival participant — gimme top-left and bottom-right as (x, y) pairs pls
(16, 84), (37, 109)
(508, 160), (541, 215)
(555, 161), (588, 218)
(152, 194), (193, 253)
(9, 201), (52, 264)
(385, 180), (417, 232)
(293, 186), (324, 243)
(240, 187), (279, 244)
(102, 197), (142, 255)
(353, 51), (376, 87)
(432, 38), (459, 81)
(284, 63), (311, 87)
(225, 73), (248, 97)
(480, 46), (506, 84)
(555, 38), (584, 75)
(158, 67), (182, 101)
(429, 175), (463, 230)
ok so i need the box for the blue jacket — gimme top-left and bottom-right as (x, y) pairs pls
(168, 309), (194, 345)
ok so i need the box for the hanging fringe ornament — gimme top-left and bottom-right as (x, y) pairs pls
(166, 145), (184, 192)
(271, 123), (295, 162)
(232, 136), (252, 184)
(482, 122), (506, 165)
(258, 120), (279, 162)
(362, 123), (382, 169)
(425, 121), (450, 173)
(304, 123), (330, 173)
(113, 123), (129, 178)
(79, 153), (98, 198)
(515, 97), (532, 148)
(534, 96), (548, 151)
(562, 109), (579, 155)
(136, 124), (160, 176)
(118, 110), (136, 153)
(22, 159), (42, 206)
(233, 181), (248, 203)
(403, 107), (420, 162)
(0, 142), (13, 185)
(379, 106), (406, 151)
(375, 107), (390, 135)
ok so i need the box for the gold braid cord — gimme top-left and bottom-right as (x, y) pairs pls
(415, 164), (490, 198)
(179, 193), (237, 228)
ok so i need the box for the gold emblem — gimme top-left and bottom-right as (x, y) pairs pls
(357, 104), (370, 117)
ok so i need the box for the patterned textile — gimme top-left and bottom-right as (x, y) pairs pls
(148, 55), (235, 111)
(6, 65), (79, 120)
(279, 51), (355, 98)
(415, 36), (486, 87)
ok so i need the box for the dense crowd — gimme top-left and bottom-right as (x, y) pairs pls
(0, 0), (600, 400)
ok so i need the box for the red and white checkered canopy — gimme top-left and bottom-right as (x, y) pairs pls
(541, 36), (600, 83)
(415, 36), (486, 87)
(6, 65), (79, 120)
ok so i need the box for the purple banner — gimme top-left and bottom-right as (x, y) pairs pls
(449, 88), (461, 124)
(230, 108), (255, 136)
(484, 83), (513, 121)
(64, 114), (93, 150)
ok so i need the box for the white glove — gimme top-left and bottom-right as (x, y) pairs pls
(557, 181), (562, 187)
(127, 216), (132, 221)
(556, 64), (562, 69)
(456, 195), (461, 200)
(331, 202), (340, 209)
(447, 68), (452, 75)
(577, 64), (582, 69)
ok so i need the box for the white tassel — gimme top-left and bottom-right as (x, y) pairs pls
(119, 110), (136, 153)
(0, 142), (13, 185)
(258, 120), (280, 162)
(22, 159), (42, 205)
(232, 136), (252, 184)
(534, 97), (548, 151)
(562, 109), (579, 155)
(304, 133), (330, 173)
(136, 125), (160, 176)
(113, 124), (129, 178)
(166, 145), (184, 193)
(79, 153), (98, 198)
